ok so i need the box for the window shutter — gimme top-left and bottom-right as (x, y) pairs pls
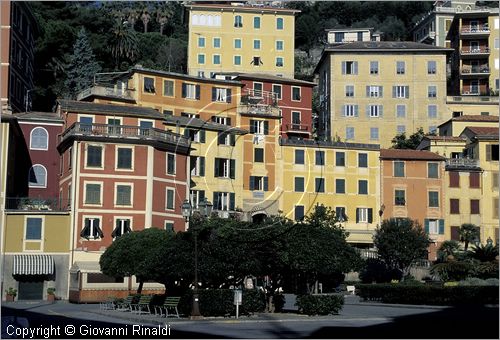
(341, 105), (346, 117)
(486, 145), (492, 161)
(230, 159), (236, 179)
(200, 130), (206, 143)
(439, 219), (445, 234)
(366, 105), (370, 118)
(95, 220), (103, 239)
(264, 121), (269, 135)
(217, 132), (224, 145)
(226, 89), (232, 103)
(200, 157), (205, 176)
(379, 105), (384, 117)
(230, 134), (236, 146)
(199, 190), (205, 202)
(405, 86), (409, 98)
(424, 219), (429, 234)
(229, 193), (235, 210)
(212, 87), (217, 101)
(379, 86), (383, 97)
(182, 83), (187, 98)
(211, 116), (217, 122)
(392, 86), (396, 98)
(249, 120), (255, 133)
(184, 128), (190, 137)
(264, 177), (269, 191)
(368, 208), (373, 223)
(356, 208), (360, 223)
(195, 85), (201, 100)
(213, 192), (219, 210)
(353, 61), (358, 74)
(214, 158), (220, 177)
(366, 86), (370, 97)
(80, 220), (91, 238)
(226, 117), (232, 126)
(354, 105), (359, 117)
(341, 61), (346, 75)
(249, 176), (255, 190)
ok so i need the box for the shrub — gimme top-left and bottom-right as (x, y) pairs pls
(240, 289), (266, 315)
(485, 278), (499, 286)
(359, 258), (402, 283)
(472, 261), (499, 279)
(430, 261), (474, 281)
(295, 294), (344, 315)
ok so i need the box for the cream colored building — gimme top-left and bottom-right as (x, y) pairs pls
(446, 96), (499, 117)
(315, 41), (452, 147)
(185, 3), (298, 78)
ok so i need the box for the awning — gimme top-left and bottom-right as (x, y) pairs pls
(69, 261), (101, 274)
(13, 255), (55, 275)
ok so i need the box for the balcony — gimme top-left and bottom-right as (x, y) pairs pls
(460, 65), (490, 77)
(448, 95), (499, 103)
(76, 86), (135, 102)
(460, 47), (490, 58)
(461, 90), (491, 96)
(445, 158), (480, 169)
(59, 122), (190, 150)
(5, 197), (70, 212)
(285, 123), (310, 135)
(460, 25), (490, 37)
(238, 89), (280, 118)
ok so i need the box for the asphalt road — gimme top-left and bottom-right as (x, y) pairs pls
(1, 298), (498, 339)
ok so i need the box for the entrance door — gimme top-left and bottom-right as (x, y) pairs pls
(18, 281), (44, 300)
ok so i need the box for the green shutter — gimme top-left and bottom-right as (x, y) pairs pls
(214, 158), (220, 177)
(182, 83), (187, 98)
(264, 177), (269, 191)
(200, 157), (205, 176)
(230, 134), (236, 146)
(229, 193), (235, 210)
(226, 89), (232, 103)
(368, 208), (373, 223)
(439, 219), (445, 234)
(212, 87), (217, 101)
(249, 176), (255, 190)
(195, 85), (201, 100)
(356, 208), (360, 223)
(264, 121), (269, 135)
(424, 219), (430, 234)
(200, 130), (206, 143)
(230, 159), (236, 179)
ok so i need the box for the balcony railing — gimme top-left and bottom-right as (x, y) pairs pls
(5, 197), (70, 212)
(446, 158), (479, 168)
(461, 90), (490, 96)
(76, 86), (135, 101)
(460, 47), (490, 55)
(448, 95), (499, 102)
(285, 124), (310, 133)
(460, 66), (490, 74)
(60, 122), (190, 148)
(460, 25), (490, 34)
(239, 89), (280, 117)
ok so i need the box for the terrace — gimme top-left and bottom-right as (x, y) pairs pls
(238, 89), (280, 118)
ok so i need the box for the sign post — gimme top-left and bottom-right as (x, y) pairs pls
(233, 289), (242, 319)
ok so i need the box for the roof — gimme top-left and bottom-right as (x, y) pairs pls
(423, 136), (466, 142)
(57, 99), (164, 119)
(452, 115), (498, 122)
(380, 149), (445, 161)
(463, 126), (499, 137)
(185, 3), (300, 14)
(234, 73), (316, 87)
(280, 138), (380, 151)
(14, 111), (63, 123)
(163, 115), (247, 135)
(323, 41), (452, 52)
(130, 67), (244, 87)
(325, 27), (374, 32)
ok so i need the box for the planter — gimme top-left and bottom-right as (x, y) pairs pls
(47, 294), (55, 302)
(6, 294), (15, 302)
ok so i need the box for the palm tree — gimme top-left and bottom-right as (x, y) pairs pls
(141, 9), (151, 33)
(459, 223), (480, 251)
(156, 4), (174, 35)
(110, 20), (139, 69)
(469, 243), (499, 262)
(437, 240), (461, 262)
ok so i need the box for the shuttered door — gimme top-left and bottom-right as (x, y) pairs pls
(18, 281), (44, 300)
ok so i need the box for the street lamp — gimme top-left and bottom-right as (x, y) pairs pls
(181, 198), (212, 320)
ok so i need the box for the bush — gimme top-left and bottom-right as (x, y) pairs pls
(458, 278), (499, 286)
(295, 294), (344, 315)
(430, 261), (474, 281)
(472, 261), (499, 279)
(240, 289), (266, 315)
(359, 258), (402, 283)
(356, 284), (499, 305)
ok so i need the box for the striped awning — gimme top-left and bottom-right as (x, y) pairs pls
(13, 255), (55, 275)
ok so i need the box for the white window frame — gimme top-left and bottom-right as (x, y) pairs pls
(84, 181), (103, 206)
(253, 39), (261, 50)
(198, 36), (205, 48)
(215, 192), (231, 211)
(24, 216), (44, 248)
(370, 61), (379, 75)
(358, 208), (369, 223)
(213, 54), (221, 65)
(395, 85), (406, 98)
(163, 80), (174, 97)
(185, 83), (196, 99)
(254, 176), (266, 191)
(30, 127), (49, 150)
(272, 84), (282, 100)
(428, 85), (437, 98)
(213, 37), (221, 48)
(369, 105), (380, 117)
(276, 40), (284, 51)
(276, 57), (284, 67)
(166, 152), (176, 175)
(345, 85), (354, 97)
(234, 38), (242, 49)
(369, 86), (381, 97)
(234, 55), (242, 66)
(344, 104), (356, 117)
(428, 219), (439, 234)
(114, 182), (133, 207)
(191, 156), (204, 177)
(215, 88), (227, 102)
(252, 120), (266, 135)
(190, 190), (204, 209)
(396, 61), (405, 74)
(28, 164), (47, 188)
(428, 105), (438, 119)
(370, 127), (379, 140)
(115, 146), (134, 171)
(81, 216), (102, 241)
(85, 143), (105, 170)
(197, 53), (205, 65)
(396, 104), (406, 118)
(291, 86), (301, 101)
(165, 188), (175, 210)
(143, 76), (155, 94)
(113, 216), (133, 239)
(164, 220), (175, 232)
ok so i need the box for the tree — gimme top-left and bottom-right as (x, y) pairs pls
(110, 20), (139, 70)
(374, 218), (430, 278)
(469, 243), (499, 262)
(437, 240), (461, 262)
(100, 228), (172, 294)
(391, 127), (428, 149)
(459, 223), (480, 251)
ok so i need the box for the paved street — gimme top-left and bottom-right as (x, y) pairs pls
(2, 296), (498, 339)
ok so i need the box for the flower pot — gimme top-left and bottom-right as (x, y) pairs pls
(47, 294), (55, 302)
(6, 294), (15, 302)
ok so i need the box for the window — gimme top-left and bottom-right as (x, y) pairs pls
(367, 86), (382, 98)
(336, 179), (346, 194)
(26, 217), (42, 240)
(185, 129), (205, 143)
(254, 148), (264, 162)
(213, 54), (221, 65)
(429, 191), (439, 207)
(395, 190), (406, 206)
(295, 206), (305, 221)
(252, 56), (261, 66)
(429, 126), (437, 134)
(276, 40), (283, 51)
(234, 39), (242, 49)
(272, 84), (282, 99)
(356, 208), (373, 223)
(449, 172), (460, 187)
(486, 144), (500, 161)
(234, 55), (241, 65)
(107, 118), (121, 135)
(254, 16), (260, 29)
(397, 125), (406, 134)
(198, 36), (205, 47)
(234, 15), (242, 28)
(213, 37), (221, 48)
(253, 82), (263, 95)
(315, 151), (324, 166)
(249, 176), (268, 191)
(81, 218), (103, 240)
(370, 61), (379, 74)
(393, 85), (409, 98)
(494, 198), (499, 219)
(343, 104), (358, 117)
(182, 83), (200, 100)
(80, 116), (93, 132)
(336, 207), (348, 222)
(249, 120), (268, 135)
(335, 152), (345, 166)
(358, 153), (368, 168)
(212, 87), (231, 102)
(428, 163), (439, 178)
(396, 105), (406, 118)
(112, 219), (131, 238)
(368, 105), (381, 117)
(85, 183), (101, 205)
(492, 172), (498, 190)
(394, 161), (405, 177)
(163, 110), (173, 116)
(276, 17), (283, 30)
(396, 61), (405, 74)
(342, 61), (358, 75)
(28, 165), (46, 188)
(292, 111), (301, 128)
(346, 127), (354, 140)
(314, 178), (325, 193)
(426, 219), (442, 235)
(117, 148), (132, 169)
(218, 131), (235, 146)
(428, 86), (437, 98)
(370, 127), (379, 140)
(295, 149), (305, 164)
(116, 185), (131, 206)
(166, 188), (175, 210)
(295, 177), (304, 192)
(450, 199), (460, 214)
(190, 156), (205, 177)
(197, 54), (205, 64)
(253, 39), (261, 50)
(189, 190), (205, 209)
(163, 80), (174, 97)
(166, 153), (176, 175)
(276, 57), (283, 67)
(471, 199), (480, 214)
(213, 192), (235, 211)
(428, 61), (437, 74)
(292, 87), (301, 101)
(214, 158), (235, 179)
(345, 85), (354, 97)
(358, 180), (368, 194)
(334, 32), (344, 42)
(144, 77), (155, 93)
(30, 127), (48, 150)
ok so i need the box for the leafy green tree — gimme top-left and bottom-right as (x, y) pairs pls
(391, 127), (427, 149)
(459, 223), (480, 251)
(100, 228), (171, 293)
(437, 240), (461, 262)
(374, 218), (431, 278)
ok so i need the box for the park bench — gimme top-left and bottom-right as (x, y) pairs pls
(346, 285), (356, 295)
(99, 297), (116, 311)
(131, 295), (153, 314)
(115, 295), (135, 312)
(154, 296), (181, 318)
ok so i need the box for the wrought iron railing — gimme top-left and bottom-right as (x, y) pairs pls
(460, 25), (490, 34)
(239, 89), (280, 116)
(5, 197), (71, 211)
(460, 47), (490, 54)
(461, 66), (490, 74)
(285, 124), (310, 132)
(446, 158), (479, 168)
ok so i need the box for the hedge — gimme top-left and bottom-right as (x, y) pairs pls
(356, 284), (499, 305)
(295, 294), (344, 316)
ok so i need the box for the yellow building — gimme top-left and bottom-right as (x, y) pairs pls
(437, 114), (498, 136)
(315, 41), (451, 147)
(446, 96), (499, 117)
(185, 3), (298, 78)
(279, 139), (380, 246)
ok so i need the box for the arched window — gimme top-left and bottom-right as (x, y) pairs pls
(192, 14), (199, 25)
(200, 14), (206, 26)
(30, 127), (48, 150)
(28, 165), (47, 188)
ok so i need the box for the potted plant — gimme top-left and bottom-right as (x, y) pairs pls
(5, 287), (17, 302)
(47, 288), (56, 302)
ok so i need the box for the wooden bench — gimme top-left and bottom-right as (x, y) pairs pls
(131, 295), (153, 314)
(115, 295), (135, 312)
(346, 285), (356, 295)
(154, 297), (181, 318)
(99, 297), (116, 311)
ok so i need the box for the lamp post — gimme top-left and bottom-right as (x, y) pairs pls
(181, 198), (212, 320)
